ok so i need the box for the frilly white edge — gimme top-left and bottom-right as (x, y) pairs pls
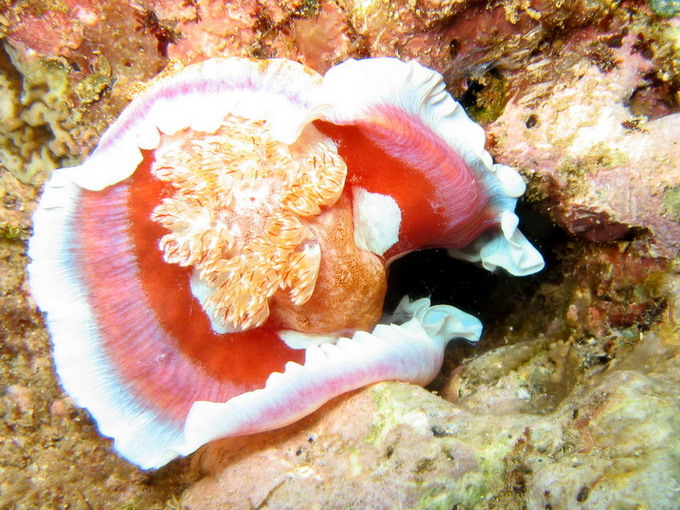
(315, 57), (492, 173)
(313, 57), (544, 277)
(448, 210), (545, 276)
(28, 175), (185, 469)
(53, 56), (544, 278)
(176, 297), (481, 461)
(61, 58), (322, 191)
(29, 57), (540, 470)
(29, 174), (482, 471)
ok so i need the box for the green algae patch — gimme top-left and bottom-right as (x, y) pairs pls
(0, 222), (25, 241)
(648, 0), (680, 17)
(365, 382), (432, 445)
(558, 143), (629, 177)
(415, 472), (493, 510)
(662, 185), (680, 222)
(462, 71), (509, 125)
(0, 45), (80, 184)
(9, 0), (70, 17)
(296, 0), (321, 17)
(73, 54), (113, 117)
(557, 143), (629, 199)
(366, 384), (538, 510)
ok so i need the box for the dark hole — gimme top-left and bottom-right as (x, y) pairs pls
(449, 39), (460, 59)
(628, 77), (678, 119)
(457, 78), (486, 112)
(576, 486), (590, 502)
(431, 426), (450, 437)
(384, 201), (564, 332)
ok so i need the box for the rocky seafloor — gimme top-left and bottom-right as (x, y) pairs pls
(1, 0), (679, 508)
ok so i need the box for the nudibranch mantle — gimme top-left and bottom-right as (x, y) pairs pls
(28, 57), (544, 469)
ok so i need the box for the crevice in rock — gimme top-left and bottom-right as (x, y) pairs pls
(384, 199), (564, 332)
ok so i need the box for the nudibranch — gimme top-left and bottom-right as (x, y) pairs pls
(28, 57), (544, 469)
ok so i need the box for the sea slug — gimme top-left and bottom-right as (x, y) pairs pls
(28, 57), (544, 469)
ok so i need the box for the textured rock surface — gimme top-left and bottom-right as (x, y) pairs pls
(489, 32), (680, 258)
(182, 314), (680, 509)
(339, 0), (620, 92)
(180, 251), (680, 509)
(152, 0), (356, 73)
(2, 0), (166, 184)
(0, 169), (193, 508)
(1, 0), (679, 508)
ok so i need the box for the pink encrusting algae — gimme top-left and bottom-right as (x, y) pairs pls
(28, 57), (543, 469)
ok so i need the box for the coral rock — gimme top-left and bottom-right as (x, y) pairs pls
(489, 34), (680, 258)
(183, 313), (680, 510)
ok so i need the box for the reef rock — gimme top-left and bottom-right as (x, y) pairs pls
(489, 32), (680, 259)
(181, 236), (680, 510)
(178, 8), (680, 510)
(0, 168), (193, 508)
(183, 300), (680, 509)
(2, 0), (680, 508)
